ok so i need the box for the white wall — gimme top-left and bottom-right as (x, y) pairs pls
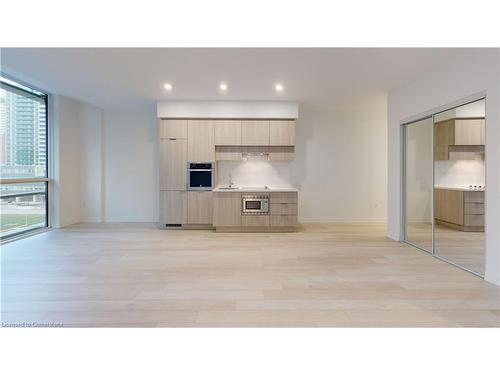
(103, 109), (158, 222)
(78, 102), (104, 222)
(51, 95), (103, 227)
(387, 49), (500, 285)
(294, 94), (387, 222)
(51, 95), (82, 227)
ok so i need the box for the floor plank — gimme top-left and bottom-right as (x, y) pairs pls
(1, 223), (499, 327)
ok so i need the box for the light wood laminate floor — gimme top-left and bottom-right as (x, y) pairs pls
(1, 223), (499, 327)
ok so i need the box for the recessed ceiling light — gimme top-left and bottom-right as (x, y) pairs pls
(275, 83), (284, 92)
(219, 82), (228, 91)
(164, 83), (173, 91)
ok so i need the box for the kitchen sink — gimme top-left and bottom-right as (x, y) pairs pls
(217, 186), (241, 190)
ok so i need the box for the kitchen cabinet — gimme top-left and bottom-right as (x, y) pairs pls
(159, 119), (187, 139)
(434, 120), (454, 161)
(434, 188), (484, 231)
(241, 216), (270, 227)
(215, 146), (243, 161)
(213, 192), (242, 227)
(268, 146), (294, 161)
(160, 190), (187, 225)
(188, 120), (215, 161)
(270, 120), (295, 146)
(241, 120), (270, 145)
(454, 119), (485, 145)
(187, 191), (213, 224)
(160, 138), (187, 190)
(434, 118), (485, 160)
(215, 120), (241, 145)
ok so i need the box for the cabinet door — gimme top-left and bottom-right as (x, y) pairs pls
(160, 139), (187, 190)
(215, 120), (241, 145)
(187, 191), (213, 224)
(160, 191), (187, 225)
(213, 193), (242, 227)
(215, 146), (243, 161)
(434, 189), (464, 225)
(269, 120), (295, 146)
(159, 119), (187, 139)
(434, 120), (454, 160)
(188, 120), (215, 161)
(241, 120), (270, 145)
(454, 119), (485, 145)
(268, 146), (294, 161)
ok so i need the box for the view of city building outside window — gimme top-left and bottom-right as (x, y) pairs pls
(0, 77), (48, 239)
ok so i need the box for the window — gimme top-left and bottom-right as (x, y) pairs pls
(0, 76), (49, 240)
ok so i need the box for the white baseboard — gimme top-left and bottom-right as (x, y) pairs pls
(299, 218), (386, 224)
(104, 216), (157, 223)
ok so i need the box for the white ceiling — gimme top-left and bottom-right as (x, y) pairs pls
(1, 48), (467, 110)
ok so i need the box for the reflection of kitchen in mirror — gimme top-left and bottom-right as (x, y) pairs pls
(434, 99), (485, 275)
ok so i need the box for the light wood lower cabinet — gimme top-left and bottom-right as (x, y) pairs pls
(213, 192), (242, 227)
(270, 203), (297, 215)
(435, 188), (484, 231)
(187, 191), (213, 224)
(241, 216), (269, 227)
(213, 191), (298, 231)
(270, 215), (297, 227)
(160, 191), (187, 225)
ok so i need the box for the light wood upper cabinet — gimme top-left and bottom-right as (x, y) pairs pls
(159, 190), (187, 225)
(241, 120), (270, 145)
(454, 119), (485, 145)
(215, 120), (241, 145)
(187, 191), (213, 224)
(434, 120), (454, 161)
(159, 119), (187, 139)
(270, 120), (295, 146)
(188, 120), (215, 161)
(213, 192), (242, 227)
(160, 139), (187, 190)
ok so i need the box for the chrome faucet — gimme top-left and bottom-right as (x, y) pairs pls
(228, 173), (234, 187)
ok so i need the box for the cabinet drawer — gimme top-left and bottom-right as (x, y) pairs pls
(464, 191), (484, 203)
(464, 203), (484, 215)
(271, 192), (297, 203)
(464, 214), (484, 226)
(241, 215), (270, 227)
(271, 203), (297, 215)
(270, 215), (297, 227)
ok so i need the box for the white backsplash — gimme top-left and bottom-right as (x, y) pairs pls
(216, 160), (294, 188)
(434, 160), (485, 187)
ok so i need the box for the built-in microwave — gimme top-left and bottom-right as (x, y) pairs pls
(187, 162), (214, 191)
(242, 195), (270, 215)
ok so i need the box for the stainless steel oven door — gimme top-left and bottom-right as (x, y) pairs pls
(187, 162), (214, 191)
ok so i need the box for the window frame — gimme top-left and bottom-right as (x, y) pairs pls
(0, 76), (50, 241)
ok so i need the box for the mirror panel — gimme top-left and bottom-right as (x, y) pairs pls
(433, 99), (486, 275)
(404, 118), (433, 252)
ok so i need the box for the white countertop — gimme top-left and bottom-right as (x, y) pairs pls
(213, 186), (299, 193)
(435, 186), (485, 192)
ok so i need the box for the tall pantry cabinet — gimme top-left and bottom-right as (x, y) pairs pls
(159, 120), (188, 225)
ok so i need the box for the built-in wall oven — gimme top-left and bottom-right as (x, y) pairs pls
(242, 195), (270, 215)
(187, 162), (214, 191)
